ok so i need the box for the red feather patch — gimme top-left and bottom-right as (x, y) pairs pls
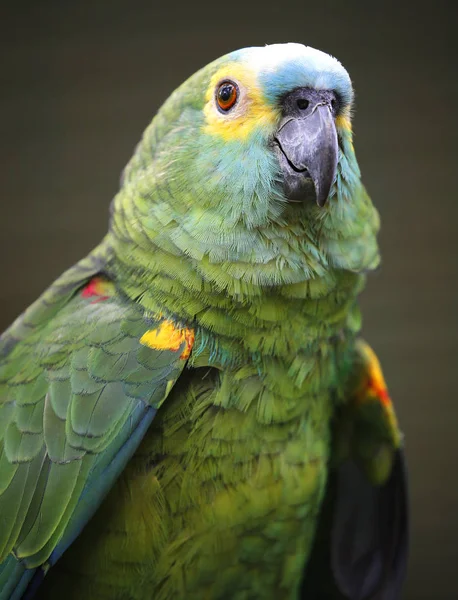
(81, 277), (114, 303)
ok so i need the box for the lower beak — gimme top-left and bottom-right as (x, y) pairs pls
(275, 104), (339, 207)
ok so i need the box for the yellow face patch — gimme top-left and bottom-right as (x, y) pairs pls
(335, 114), (352, 132)
(203, 62), (279, 141)
(140, 320), (195, 360)
(335, 112), (354, 152)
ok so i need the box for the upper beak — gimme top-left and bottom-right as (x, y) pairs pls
(275, 103), (339, 207)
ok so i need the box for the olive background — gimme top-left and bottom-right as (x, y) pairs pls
(1, 1), (457, 598)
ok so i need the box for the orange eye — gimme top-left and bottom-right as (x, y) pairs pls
(216, 81), (239, 112)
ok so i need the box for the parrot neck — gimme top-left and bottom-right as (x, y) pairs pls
(106, 196), (374, 366)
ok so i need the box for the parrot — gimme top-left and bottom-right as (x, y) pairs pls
(0, 43), (408, 600)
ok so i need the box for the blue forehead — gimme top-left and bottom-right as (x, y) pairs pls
(229, 43), (354, 108)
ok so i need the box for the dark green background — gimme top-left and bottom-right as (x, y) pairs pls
(1, 1), (457, 598)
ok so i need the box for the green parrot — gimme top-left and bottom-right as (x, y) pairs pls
(0, 43), (408, 600)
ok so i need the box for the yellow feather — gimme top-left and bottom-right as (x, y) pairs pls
(203, 63), (279, 141)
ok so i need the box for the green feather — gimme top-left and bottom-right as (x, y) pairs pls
(0, 43), (408, 600)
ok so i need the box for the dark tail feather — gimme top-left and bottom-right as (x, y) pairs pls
(301, 449), (409, 600)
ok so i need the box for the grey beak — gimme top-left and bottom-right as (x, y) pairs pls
(275, 104), (339, 207)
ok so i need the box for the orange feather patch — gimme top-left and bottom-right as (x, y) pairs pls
(140, 321), (194, 359)
(353, 341), (400, 445)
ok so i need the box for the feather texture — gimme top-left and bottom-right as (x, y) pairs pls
(0, 270), (193, 596)
(0, 43), (407, 599)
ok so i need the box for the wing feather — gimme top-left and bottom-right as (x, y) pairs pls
(0, 262), (194, 599)
(301, 340), (408, 599)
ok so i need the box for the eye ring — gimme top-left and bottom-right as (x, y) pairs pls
(215, 80), (239, 113)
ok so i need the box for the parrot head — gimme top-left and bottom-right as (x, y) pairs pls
(113, 43), (379, 292)
(201, 43), (354, 209)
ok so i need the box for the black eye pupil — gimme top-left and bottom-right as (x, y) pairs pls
(219, 85), (233, 101)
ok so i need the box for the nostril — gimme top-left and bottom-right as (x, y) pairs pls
(296, 98), (309, 110)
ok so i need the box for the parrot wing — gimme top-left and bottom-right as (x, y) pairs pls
(330, 449), (408, 600)
(301, 340), (409, 600)
(0, 248), (194, 599)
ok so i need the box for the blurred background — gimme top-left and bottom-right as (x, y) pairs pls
(1, 1), (457, 597)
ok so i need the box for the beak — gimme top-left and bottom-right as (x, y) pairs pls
(275, 103), (338, 207)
